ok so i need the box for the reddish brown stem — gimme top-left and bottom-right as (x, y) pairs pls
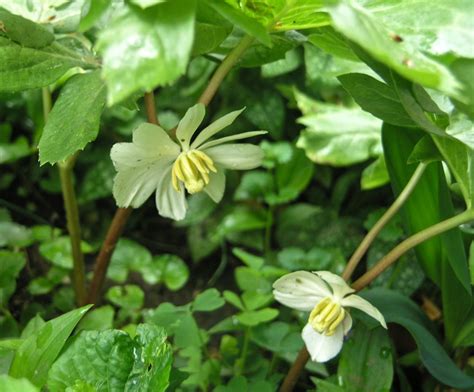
(279, 347), (310, 392)
(144, 91), (159, 125)
(87, 207), (132, 303)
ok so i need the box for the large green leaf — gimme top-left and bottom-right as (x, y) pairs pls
(97, 1), (196, 105)
(383, 124), (472, 343)
(47, 324), (172, 392)
(0, 0), (89, 33)
(337, 324), (393, 392)
(363, 289), (474, 390)
(0, 251), (26, 307)
(0, 38), (89, 93)
(38, 70), (106, 164)
(0, 375), (38, 392)
(338, 73), (415, 127)
(9, 305), (92, 388)
(0, 7), (53, 48)
(296, 92), (382, 166)
(214, 0), (330, 32)
(326, 0), (461, 99)
(366, 0), (474, 59)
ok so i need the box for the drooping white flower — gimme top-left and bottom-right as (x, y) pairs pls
(111, 104), (266, 220)
(273, 270), (386, 362)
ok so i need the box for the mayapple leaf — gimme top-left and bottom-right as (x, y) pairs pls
(9, 305), (92, 388)
(326, 0), (461, 100)
(0, 7), (54, 48)
(0, 38), (88, 93)
(39, 71), (106, 165)
(97, 1), (196, 105)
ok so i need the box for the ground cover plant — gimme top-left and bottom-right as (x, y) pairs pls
(0, 0), (473, 391)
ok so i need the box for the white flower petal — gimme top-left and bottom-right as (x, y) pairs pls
(273, 271), (331, 311)
(111, 124), (180, 171)
(113, 162), (163, 208)
(176, 103), (205, 151)
(341, 294), (387, 329)
(133, 123), (180, 153)
(302, 323), (344, 363)
(315, 271), (355, 300)
(203, 144), (264, 170)
(343, 313), (353, 335)
(190, 107), (245, 149)
(155, 166), (187, 220)
(204, 169), (226, 203)
(197, 130), (267, 150)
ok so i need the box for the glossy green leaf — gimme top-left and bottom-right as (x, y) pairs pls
(0, 0), (89, 33)
(76, 306), (115, 332)
(97, 1), (196, 105)
(193, 22), (231, 56)
(296, 92), (382, 166)
(204, 0), (270, 46)
(39, 236), (93, 269)
(361, 156), (390, 190)
(363, 289), (474, 390)
(236, 308), (279, 327)
(308, 26), (358, 61)
(326, 0), (461, 99)
(79, 0), (111, 32)
(9, 305), (92, 388)
(0, 37), (88, 93)
(0, 7), (53, 48)
(39, 71), (106, 165)
(366, 0), (474, 59)
(337, 324), (393, 392)
(338, 73), (415, 127)
(47, 324), (172, 392)
(0, 375), (38, 392)
(0, 251), (26, 307)
(106, 285), (144, 310)
(108, 239), (152, 283)
(192, 289), (225, 312)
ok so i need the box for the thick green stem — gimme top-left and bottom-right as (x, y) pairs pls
(198, 35), (255, 106)
(342, 162), (427, 280)
(352, 209), (474, 290)
(42, 87), (86, 305)
(58, 157), (87, 305)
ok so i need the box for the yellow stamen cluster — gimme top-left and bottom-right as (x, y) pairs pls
(172, 150), (217, 194)
(309, 297), (346, 336)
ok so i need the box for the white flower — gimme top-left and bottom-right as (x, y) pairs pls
(273, 270), (387, 362)
(111, 103), (266, 220)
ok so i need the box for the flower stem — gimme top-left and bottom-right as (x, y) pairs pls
(144, 91), (160, 125)
(58, 156), (87, 306)
(87, 207), (132, 303)
(279, 347), (310, 392)
(198, 35), (255, 106)
(352, 208), (474, 291)
(342, 162), (427, 280)
(42, 87), (87, 306)
(237, 327), (251, 375)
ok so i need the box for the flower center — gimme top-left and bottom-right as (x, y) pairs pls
(308, 297), (346, 336)
(171, 150), (217, 194)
